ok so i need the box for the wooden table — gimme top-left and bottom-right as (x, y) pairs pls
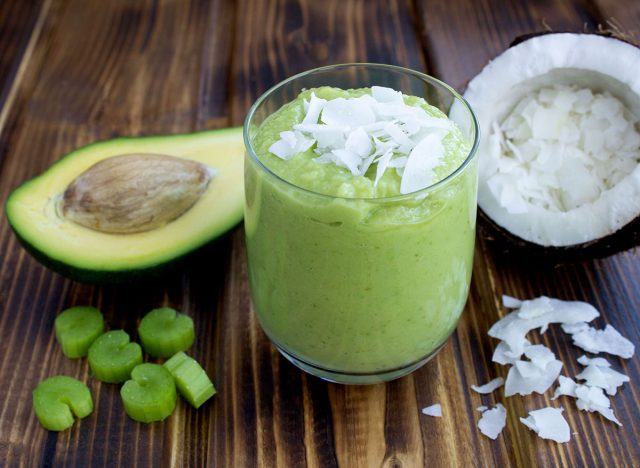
(1, 1), (639, 466)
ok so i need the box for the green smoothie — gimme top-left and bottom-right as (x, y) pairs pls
(245, 86), (477, 378)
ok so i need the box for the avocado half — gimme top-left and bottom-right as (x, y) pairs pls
(5, 128), (244, 283)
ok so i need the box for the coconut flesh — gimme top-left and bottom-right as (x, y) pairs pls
(459, 33), (640, 248)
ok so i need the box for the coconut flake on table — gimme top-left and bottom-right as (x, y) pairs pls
(552, 375), (623, 426)
(575, 356), (629, 396)
(520, 407), (571, 443)
(570, 324), (635, 359)
(269, 86), (457, 194)
(488, 296), (599, 358)
(502, 294), (523, 309)
(504, 345), (563, 397)
(477, 404), (507, 440)
(561, 322), (590, 335)
(421, 404), (442, 417)
(471, 377), (505, 394)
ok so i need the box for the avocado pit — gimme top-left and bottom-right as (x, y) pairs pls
(59, 153), (213, 234)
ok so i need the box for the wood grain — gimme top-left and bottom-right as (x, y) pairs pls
(0, 0), (639, 467)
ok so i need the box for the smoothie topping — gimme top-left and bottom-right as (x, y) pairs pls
(268, 86), (457, 194)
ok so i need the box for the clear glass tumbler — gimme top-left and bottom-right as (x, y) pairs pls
(243, 64), (479, 384)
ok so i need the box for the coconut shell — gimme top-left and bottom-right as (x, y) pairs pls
(478, 208), (640, 264)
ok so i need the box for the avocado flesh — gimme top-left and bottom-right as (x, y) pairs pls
(5, 128), (244, 282)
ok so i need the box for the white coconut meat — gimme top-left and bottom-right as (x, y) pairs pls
(460, 33), (640, 247)
(520, 407), (571, 443)
(421, 404), (442, 417)
(477, 404), (507, 440)
(471, 377), (504, 394)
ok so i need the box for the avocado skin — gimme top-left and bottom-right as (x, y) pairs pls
(4, 128), (244, 283)
(6, 216), (241, 284)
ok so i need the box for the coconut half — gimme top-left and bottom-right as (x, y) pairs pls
(460, 32), (640, 259)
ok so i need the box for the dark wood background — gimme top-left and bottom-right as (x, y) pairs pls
(1, 0), (639, 466)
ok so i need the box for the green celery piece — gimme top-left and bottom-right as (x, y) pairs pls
(138, 307), (194, 358)
(32, 375), (93, 431)
(120, 363), (177, 423)
(54, 306), (105, 358)
(164, 352), (216, 409)
(88, 330), (142, 383)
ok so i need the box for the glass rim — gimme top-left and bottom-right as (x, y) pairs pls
(243, 63), (480, 202)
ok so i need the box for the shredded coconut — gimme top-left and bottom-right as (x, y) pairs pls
(487, 84), (640, 214)
(471, 377), (504, 394)
(571, 324), (635, 359)
(269, 87), (458, 194)
(421, 404), (442, 417)
(477, 404), (507, 440)
(520, 407), (571, 443)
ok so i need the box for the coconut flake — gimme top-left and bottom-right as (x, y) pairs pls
(574, 385), (622, 426)
(421, 404), (442, 417)
(477, 404), (507, 440)
(552, 376), (623, 426)
(520, 407), (570, 443)
(488, 297), (599, 358)
(576, 355), (610, 367)
(561, 322), (590, 335)
(345, 127), (373, 158)
(321, 96), (375, 128)
(492, 340), (527, 365)
(371, 86), (404, 104)
(571, 324), (635, 359)
(270, 87), (458, 190)
(552, 376), (578, 400)
(504, 357), (562, 397)
(471, 377), (504, 394)
(302, 92), (327, 125)
(524, 344), (556, 369)
(576, 359), (629, 396)
(268, 131), (315, 160)
(400, 133), (444, 194)
(502, 294), (523, 309)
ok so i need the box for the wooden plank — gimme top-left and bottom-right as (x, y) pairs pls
(0, 0), (45, 105)
(416, 1), (640, 466)
(591, 0), (640, 39)
(415, 0), (603, 90)
(225, 1), (441, 467)
(230, 0), (427, 121)
(0, 0), (236, 466)
(0, 0), (639, 466)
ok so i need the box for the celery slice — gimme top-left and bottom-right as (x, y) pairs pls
(54, 306), (104, 358)
(138, 308), (194, 358)
(164, 352), (216, 409)
(88, 330), (142, 383)
(120, 363), (176, 423)
(32, 376), (93, 431)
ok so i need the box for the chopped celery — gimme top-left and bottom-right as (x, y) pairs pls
(138, 307), (194, 358)
(88, 330), (142, 383)
(164, 352), (216, 409)
(120, 363), (176, 423)
(54, 306), (104, 358)
(32, 376), (93, 431)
